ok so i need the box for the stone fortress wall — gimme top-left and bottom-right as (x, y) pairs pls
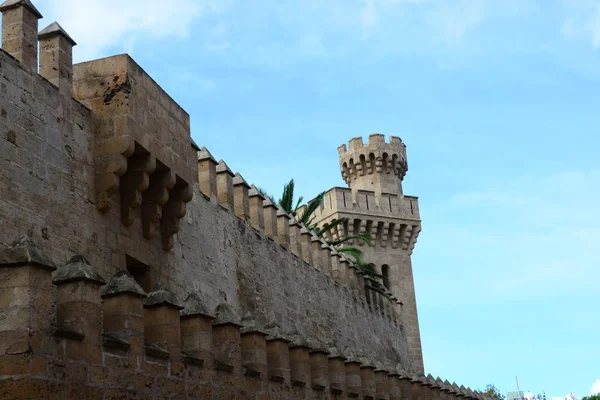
(0, 1), (490, 398)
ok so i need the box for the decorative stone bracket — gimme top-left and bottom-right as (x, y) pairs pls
(95, 138), (192, 251)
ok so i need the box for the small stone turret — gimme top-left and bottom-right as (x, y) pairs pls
(338, 133), (408, 197)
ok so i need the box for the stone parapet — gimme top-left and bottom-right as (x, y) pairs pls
(0, 246), (491, 398)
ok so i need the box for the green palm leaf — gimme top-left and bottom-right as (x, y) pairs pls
(298, 191), (325, 227)
(278, 179), (295, 214)
(328, 233), (371, 247)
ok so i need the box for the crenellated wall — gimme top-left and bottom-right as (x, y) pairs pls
(0, 241), (487, 399)
(0, 0), (487, 397)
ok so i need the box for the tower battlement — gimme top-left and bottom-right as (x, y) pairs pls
(338, 134), (409, 196)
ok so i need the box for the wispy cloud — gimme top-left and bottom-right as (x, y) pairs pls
(360, 0), (489, 42)
(418, 170), (600, 306)
(424, 0), (488, 44)
(33, 0), (226, 61)
(561, 0), (600, 49)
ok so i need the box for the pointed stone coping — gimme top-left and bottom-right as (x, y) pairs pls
(343, 352), (362, 365)
(326, 347), (346, 361)
(38, 22), (76, 46)
(319, 238), (330, 249)
(0, 0), (42, 18)
(387, 370), (401, 378)
(338, 254), (350, 265)
(101, 270), (146, 299)
(308, 347), (330, 356)
(197, 146), (217, 163)
(410, 375), (424, 383)
(310, 234), (321, 243)
(262, 197), (278, 209)
(0, 236), (56, 270)
(232, 173), (250, 188)
(265, 325), (291, 343)
(397, 371), (412, 381)
(248, 185), (266, 200)
(216, 160), (234, 176)
(357, 356), (376, 370)
(275, 205), (292, 219)
(373, 361), (388, 373)
(449, 382), (461, 394)
(239, 312), (267, 335)
(299, 225), (312, 236)
(444, 380), (456, 393)
(143, 285), (183, 310)
(427, 374), (440, 388)
(288, 218), (300, 228)
(436, 377), (450, 391)
(305, 337), (329, 355)
(52, 255), (106, 285)
(212, 302), (242, 327)
(288, 333), (311, 350)
(346, 261), (359, 270)
(180, 292), (215, 319)
(460, 385), (470, 397)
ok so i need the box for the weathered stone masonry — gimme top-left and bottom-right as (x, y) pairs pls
(0, 1), (490, 398)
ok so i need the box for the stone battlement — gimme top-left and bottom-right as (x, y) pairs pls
(0, 0), (489, 397)
(338, 134), (406, 155)
(0, 237), (487, 399)
(306, 187), (421, 255)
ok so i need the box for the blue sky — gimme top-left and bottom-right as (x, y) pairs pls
(29, 0), (600, 397)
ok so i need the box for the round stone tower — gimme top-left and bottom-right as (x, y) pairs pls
(339, 134), (408, 197)
(312, 133), (424, 374)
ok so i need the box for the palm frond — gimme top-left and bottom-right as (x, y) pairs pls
(293, 196), (304, 216)
(336, 246), (364, 261)
(298, 192), (325, 226)
(315, 217), (349, 237)
(278, 179), (295, 214)
(328, 233), (372, 247)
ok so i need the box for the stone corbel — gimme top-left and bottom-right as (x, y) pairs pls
(94, 136), (135, 213)
(160, 182), (193, 251)
(142, 166), (176, 240)
(120, 152), (156, 226)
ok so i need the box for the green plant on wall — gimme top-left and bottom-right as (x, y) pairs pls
(259, 179), (390, 296)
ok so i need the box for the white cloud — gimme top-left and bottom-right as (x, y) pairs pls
(361, 0), (378, 29)
(419, 170), (600, 306)
(591, 379), (600, 395)
(32, 0), (225, 61)
(525, 393), (536, 400)
(561, 1), (600, 49)
(424, 0), (488, 44)
(360, 0), (488, 43)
